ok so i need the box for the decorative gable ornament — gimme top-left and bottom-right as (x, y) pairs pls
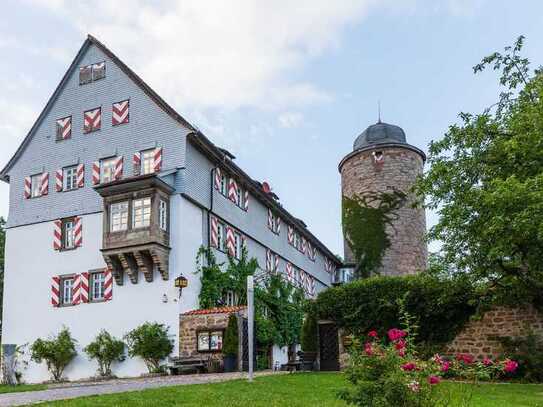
(112, 100), (129, 126)
(83, 107), (101, 133)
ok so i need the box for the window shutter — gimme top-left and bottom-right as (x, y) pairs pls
(84, 107), (101, 133)
(53, 220), (62, 251)
(77, 164), (85, 188)
(55, 169), (63, 192)
(24, 176), (31, 199)
(40, 172), (49, 196)
(286, 262), (293, 283)
(114, 156), (123, 180)
(51, 276), (60, 307)
(287, 226), (294, 244)
(56, 117), (72, 140)
(74, 216), (83, 247)
(267, 209), (273, 230)
(72, 274), (81, 305)
(276, 217), (281, 235)
(210, 216), (219, 248)
(274, 254), (279, 273)
(301, 237), (307, 254)
(104, 268), (113, 301)
(133, 152), (141, 176)
(153, 147), (163, 173)
(309, 276), (315, 296)
(80, 272), (89, 303)
(112, 100), (129, 126)
(214, 168), (222, 190)
(266, 249), (272, 272)
(244, 191), (249, 211)
(226, 227), (235, 257)
(92, 161), (100, 185)
(228, 179), (238, 202)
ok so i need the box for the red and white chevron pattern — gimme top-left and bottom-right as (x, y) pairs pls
(286, 262), (293, 283)
(53, 220), (62, 250)
(112, 100), (129, 126)
(73, 272), (89, 304)
(72, 274), (82, 305)
(40, 172), (49, 196)
(325, 258), (331, 273)
(114, 156), (123, 180)
(84, 108), (101, 133)
(133, 152), (141, 176)
(104, 268), (113, 301)
(266, 249), (273, 272)
(153, 147), (163, 173)
(228, 179), (238, 203)
(287, 226), (294, 245)
(92, 162), (100, 185)
(299, 269), (307, 290)
(24, 176), (31, 199)
(226, 227), (235, 257)
(309, 276), (315, 297)
(56, 117), (72, 140)
(55, 169), (63, 192)
(210, 216), (219, 248)
(74, 216), (83, 247)
(77, 164), (85, 188)
(276, 217), (281, 234)
(267, 209), (274, 231)
(214, 168), (222, 190)
(51, 276), (60, 307)
(244, 191), (249, 211)
(301, 237), (307, 254)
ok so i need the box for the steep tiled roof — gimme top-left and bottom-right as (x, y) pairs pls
(182, 306), (247, 316)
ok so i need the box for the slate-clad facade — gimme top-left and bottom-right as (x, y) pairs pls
(0, 35), (339, 382)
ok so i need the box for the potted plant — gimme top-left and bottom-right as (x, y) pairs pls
(222, 314), (239, 372)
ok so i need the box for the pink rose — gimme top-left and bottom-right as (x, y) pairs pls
(402, 362), (417, 371)
(395, 339), (406, 350)
(368, 330), (378, 338)
(398, 348), (406, 357)
(433, 354), (443, 365)
(364, 342), (373, 356)
(504, 359), (518, 374)
(428, 375), (441, 385)
(482, 357), (493, 366)
(388, 328), (407, 342)
(456, 353), (474, 364)
(441, 361), (450, 372)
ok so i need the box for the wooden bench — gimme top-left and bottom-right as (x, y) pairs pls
(168, 357), (206, 375)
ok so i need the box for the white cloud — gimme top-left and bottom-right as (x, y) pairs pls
(25, 0), (375, 111)
(278, 111), (304, 128)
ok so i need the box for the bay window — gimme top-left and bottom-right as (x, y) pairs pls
(133, 197), (151, 228)
(110, 201), (129, 232)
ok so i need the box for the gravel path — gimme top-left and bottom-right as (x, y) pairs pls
(0, 370), (282, 406)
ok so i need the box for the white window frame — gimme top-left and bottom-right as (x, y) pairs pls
(159, 200), (168, 231)
(63, 166), (78, 191)
(217, 222), (225, 252)
(63, 219), (75, 249)
(61, 277), (74, 305)
(141, 149), (155, 175)
(132, 197), (152, 229)
(234, 232), (242, 259)
(100, 157), (117, 184)
(110, 201), (129, 232)
(220, 174), (228, 196)
(90, 272), (105, 301)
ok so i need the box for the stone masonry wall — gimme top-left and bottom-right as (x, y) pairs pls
(340, 146), (427, 276)
(446, 306), (543, 359)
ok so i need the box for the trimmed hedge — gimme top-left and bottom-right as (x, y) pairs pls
(311, 274), (479, 345)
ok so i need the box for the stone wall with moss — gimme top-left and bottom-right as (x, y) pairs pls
(340, 146), (427, 276)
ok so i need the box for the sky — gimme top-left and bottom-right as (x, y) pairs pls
(1, 0), (542, 256)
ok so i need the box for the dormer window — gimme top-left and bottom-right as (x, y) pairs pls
(79, 61), (106, 85)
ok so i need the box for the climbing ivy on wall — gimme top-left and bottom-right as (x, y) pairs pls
(342, 190), (406, 278)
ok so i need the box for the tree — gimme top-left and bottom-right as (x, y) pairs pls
(415, 36), (543, 305)
(84, 330), (125, 377)
(30, 327), (77, 382)
(300, 314), (318, 353)
(222, 314), (239, 357)
(124, 323), (173, 373)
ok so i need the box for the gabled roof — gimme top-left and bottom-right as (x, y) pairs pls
(1, 35), (340, 265)
(0, 35), (196, 183)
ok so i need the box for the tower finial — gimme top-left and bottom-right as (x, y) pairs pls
(378, 100), (381, 123)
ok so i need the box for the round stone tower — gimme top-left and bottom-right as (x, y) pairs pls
(339, 120), (428, 276)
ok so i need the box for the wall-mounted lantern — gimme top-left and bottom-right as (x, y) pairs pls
(174, 274), (188, 298)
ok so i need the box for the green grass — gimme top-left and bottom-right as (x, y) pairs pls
(0, 383), (47, 394)
(37, 373), (543, 406)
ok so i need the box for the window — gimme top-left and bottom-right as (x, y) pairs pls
(55, 116), (72, 141)
(90, 272), (105, 301)
(61, 277), (74, 305)
(31, 174), (41, 198)
(268, 211), (280, 234)
(141, 149), (155, 175)
(79, 62), (105, 85)
(225, 290), (237, 307)
(63, 219), (75, 249)
(63, 166), (78, 191)
(110, 201), (129, 232)
(100, 157), (117, 184)
(197, 330), (223, 352)
(84, 107), (102, 133)
(219, 174), (228, 196)
(159, 200), (168, 231)
(133, 197), (151, 228)
(234, 232), (242, 259)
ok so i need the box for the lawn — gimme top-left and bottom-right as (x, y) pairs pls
(0, 383), (46, 394)
(37, 373), (543, 406)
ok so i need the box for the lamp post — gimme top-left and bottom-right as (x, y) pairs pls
(174, 274), (188, 299)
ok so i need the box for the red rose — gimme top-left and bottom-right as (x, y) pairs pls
(504, 359), (518, 373)
(368, 330), (378, 338)
(388, 328), (407, 342)
(428, 375), (441, 385)
(395, 339), (406, 350)
(483, 357), (493, 366)
(401, 362), (416, 371)
(364, 342), (373, 356)
(441, 361), (450, 372)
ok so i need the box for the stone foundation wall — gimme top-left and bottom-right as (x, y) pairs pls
(446, 306), (543, 359)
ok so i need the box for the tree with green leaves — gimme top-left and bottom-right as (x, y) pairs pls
(415, 36), (543, 305)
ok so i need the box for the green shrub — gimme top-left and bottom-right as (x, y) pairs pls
(312, 274), (479, 346)
(30, 327), (77, 382)
(124, 322), (173, 373)
(301, 314), (318, 353)
(84, 330), (125, 377)
(499, 333), (543, 382)
(223, 314), (239, 357)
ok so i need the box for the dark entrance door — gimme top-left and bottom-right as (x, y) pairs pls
(319, 323), (340, 371)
